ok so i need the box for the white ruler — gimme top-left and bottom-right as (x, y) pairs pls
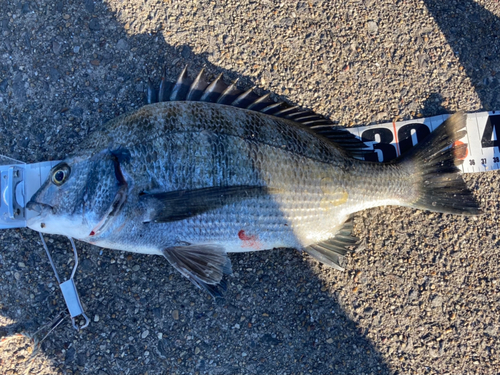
(347, 111), (500, 173)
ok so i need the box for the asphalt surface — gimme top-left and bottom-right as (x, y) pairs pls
(0, 0), (499, 374)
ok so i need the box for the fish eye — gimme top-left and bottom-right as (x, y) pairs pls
(51, 164), (71, 186)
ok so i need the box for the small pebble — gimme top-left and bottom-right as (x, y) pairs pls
(367, 20), (378, 34)
(172, 310), (179, 320)
(353, 270), (362, 283)
(142, 330), (149, 339)
(52, 41), (61, 54)
(88, 19), (100, 31)
(94, 315), (99, 322)
(116, 39), (129, 51)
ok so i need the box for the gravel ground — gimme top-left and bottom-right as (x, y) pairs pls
(1, 0), (499, 374)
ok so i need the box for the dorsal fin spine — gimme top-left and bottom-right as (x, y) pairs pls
(217, 78), (240, 104)
(231, 87), (256, 107)
(261, 102), (286, 113)
(147, 78), (157, 104)
(273, 106), (299, 116)
(200, 73), (224, 102)
(247, 92), (272, 110)
(169, 66), (190, 101)
(187, 68), (208, 101)
(149, 68), (371, 159)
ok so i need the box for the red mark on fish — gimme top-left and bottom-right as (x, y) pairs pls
(238, 230), (261, 249)
(238, 230), (251, 241)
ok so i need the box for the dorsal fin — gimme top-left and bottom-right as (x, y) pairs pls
(147, 67), (372, 159)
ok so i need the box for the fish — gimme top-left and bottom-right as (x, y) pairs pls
(26, 67), (481, 297)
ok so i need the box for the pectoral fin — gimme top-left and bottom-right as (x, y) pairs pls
(162, 244), (232, 298)
(141, 185), (268, 223)
(304, 218), (358, 271)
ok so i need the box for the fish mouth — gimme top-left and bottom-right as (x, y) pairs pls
(26, 200), (54, 215)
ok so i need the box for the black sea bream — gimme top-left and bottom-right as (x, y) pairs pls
(26, 68), (481, 296)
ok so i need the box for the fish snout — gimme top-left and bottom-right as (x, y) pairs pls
(26, 200), (54, 215)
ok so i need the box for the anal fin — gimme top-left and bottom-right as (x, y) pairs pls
(304, 218), (358, 271)
(162, 244), (232, 298)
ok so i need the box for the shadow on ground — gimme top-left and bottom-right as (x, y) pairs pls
(0, 1), (388, 374)
(423, 0), (500, 110)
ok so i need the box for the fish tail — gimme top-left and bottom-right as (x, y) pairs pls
(399, 112), (481, 215)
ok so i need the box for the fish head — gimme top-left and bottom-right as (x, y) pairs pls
(26, 149), (129, 239)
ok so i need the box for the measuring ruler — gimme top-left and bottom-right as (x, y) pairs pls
(346, 111), (500, 173)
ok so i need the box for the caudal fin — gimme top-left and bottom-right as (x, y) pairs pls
(399, 112), (481, 215)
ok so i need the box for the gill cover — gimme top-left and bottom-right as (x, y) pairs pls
(26, 149), (129, 239)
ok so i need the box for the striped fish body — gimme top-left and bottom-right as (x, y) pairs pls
(26, 70), (480, 297)
(76, 101), (400, 253)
